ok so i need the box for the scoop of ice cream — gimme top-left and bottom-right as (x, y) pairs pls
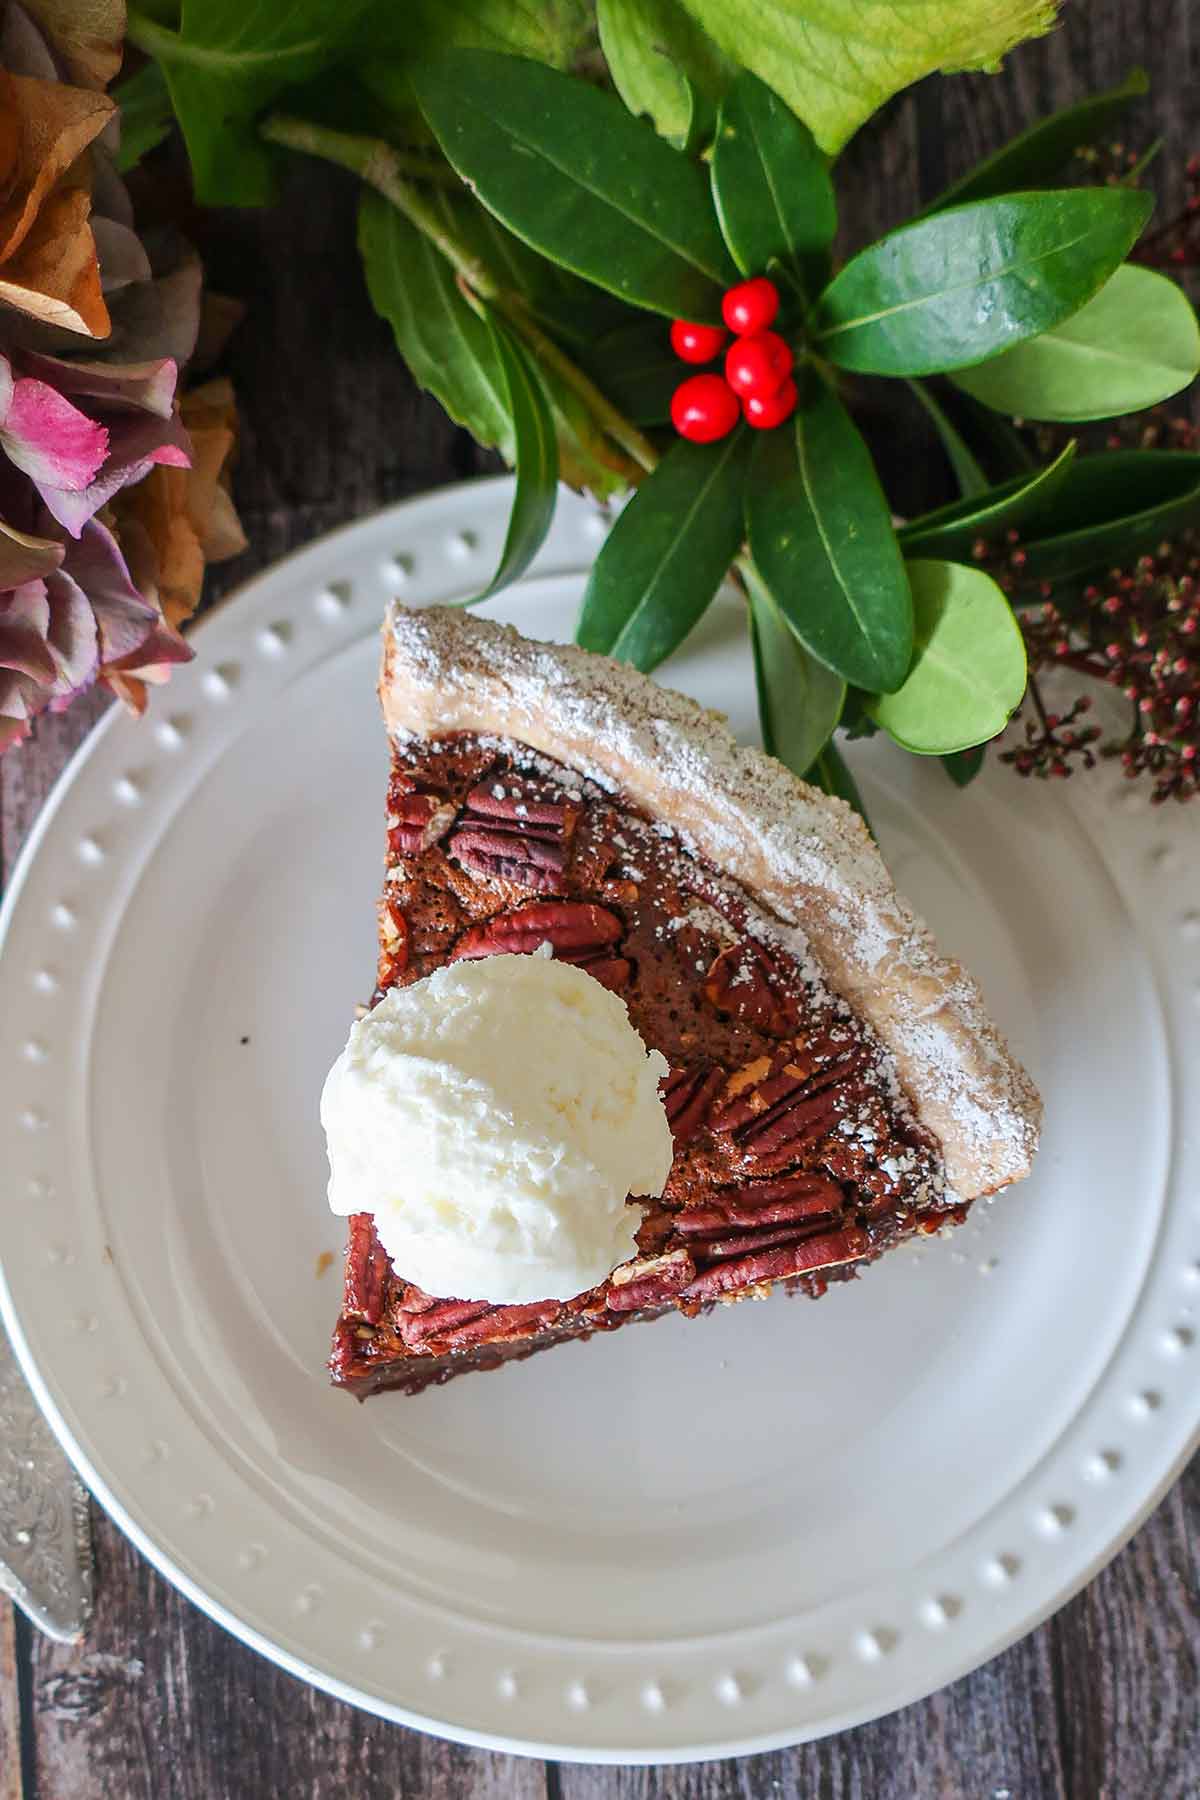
(320, 950), (673, 1304)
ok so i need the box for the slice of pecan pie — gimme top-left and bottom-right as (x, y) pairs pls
(330, 605), (1041, 1398)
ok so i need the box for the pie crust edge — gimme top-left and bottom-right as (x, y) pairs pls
(379, 603), (1042, 1201)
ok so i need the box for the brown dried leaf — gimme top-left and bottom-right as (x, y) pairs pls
(0, 176), (109, 334)
(0, 72), (113, 261)
(20, 0), (126, 92)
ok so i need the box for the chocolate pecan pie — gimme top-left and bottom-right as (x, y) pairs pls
(330, 605), (1041, 1398)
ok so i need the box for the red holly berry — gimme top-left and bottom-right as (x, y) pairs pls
(722, 276), (780, 336)
(724, 331), (793, 398)
(743, 376), (798, 430)
(670, 318), (728, 364)
(671, 374), (740, 442)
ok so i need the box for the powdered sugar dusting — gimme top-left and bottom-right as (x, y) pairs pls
(382, 606), (1042, 1197)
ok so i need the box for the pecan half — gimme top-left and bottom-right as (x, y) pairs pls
(388, 790), (458, 857)
(344, 1214), (392, 1325)
(681, 1226), (869, 1301)
(606, 1247), (696, 1313)
(432, 1300), (560, 1350)
(704, 940), (799, 1035)
(712, 1045), (867, 1172)
(398, 1299), (491, 1348)
(674, 1171), (843, 1238)
(661, 1064), (726, 1146)
(451, 901), (630, 989)
(448, 777), (580, 893)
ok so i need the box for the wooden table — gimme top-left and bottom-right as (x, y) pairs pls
(2, 8), (1198, 1794)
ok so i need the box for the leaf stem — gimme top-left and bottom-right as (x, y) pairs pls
(260, 112), (660, 475)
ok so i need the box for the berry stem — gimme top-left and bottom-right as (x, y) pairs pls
(259, 113), (660, 476)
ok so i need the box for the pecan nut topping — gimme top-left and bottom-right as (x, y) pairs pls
(704, 939), (800, 1035)
(661, 1063), (726, 1146)
(451, 901), (631, 990)
(388, 790), (458, 857)
(606, 1248), (697, 1313)
(344, 1213), (392, 1325)
(681, 1226), (869, 1301)
(447, 777), (580, 893)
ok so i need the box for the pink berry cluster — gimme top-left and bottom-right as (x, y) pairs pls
(668, 276), (797, 442)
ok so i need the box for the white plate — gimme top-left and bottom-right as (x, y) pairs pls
(1, 480), (1197, 1763)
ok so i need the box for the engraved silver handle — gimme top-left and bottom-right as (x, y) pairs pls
(0, 1320), (92, 1641)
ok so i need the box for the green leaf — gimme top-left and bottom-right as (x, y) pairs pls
(950, 263), (1200, 421)
(866, 560), (1027, 753)
(806, 740), (871, 829)
(745, 377), (913, 692)
(412, 51), (737, 321)
(1002, 450), (1200, 592)
(942, 745), (986, 786)
(908, 380), (989, 497)
(358, 190), (515, 458)
(576, 318), (682, 426)
(400, 0), (591, 65)
(114, 62), (174, 172)
(468, 316), (559, 602)
(710, 71), (836, 291)
(597, 0), (733, 148)
(127, 2), (373, 204)
(924, 68), (1148, 212)
(744, 559), (846, 776)
(577, 432), (750, 671)
(672, 0), (1059, 155)
(816, 188), (1154, 377)
(899, 440), (1077, 558)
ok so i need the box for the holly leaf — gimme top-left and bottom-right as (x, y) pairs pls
(899, 440), (1077, 558)
(908, 380), (989, 497)
(951, 263), (1200, 421)
(358, 189), (515, 458)
(412, 50), (737, 321)
(942, 745), (986, 786)
(710, 71), (836, 291)
(805, 737), (871, 828)
(114, 62), (174, 173)
(673, 0), (1060, 155)
(866, 560), (1027, 753)
(597, 0), (733, 148)
(127, 2), (373, 205)
(923, 67), (1149, 212)
(744, 559), (846, 778)
(577, 431), (750, 671)
(745, 376), (913, 692)
(467, 315), (559, 603)
(815, 188), (1153, 376)
(1000, 450), (1200, 595)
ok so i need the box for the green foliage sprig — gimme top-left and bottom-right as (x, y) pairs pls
(123, 1), (1200, 811)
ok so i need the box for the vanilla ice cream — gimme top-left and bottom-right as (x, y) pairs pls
(320, 950), (673, 1304)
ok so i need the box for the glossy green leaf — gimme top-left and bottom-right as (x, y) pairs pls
(401, 0), (591, 64)
(744, 560), (846, 778)
(673, 0), (1059, 156)
(942, 745), (986, 786)
(745, 378), (913, 692)
(577, 318), (682, 426)
(908, 380), (989, 498)
(924, 67), (1148, 212)
(951, 263), (1200, 421)
(445, 191), (631, 349)
(412, 51), (737, 321)
(1004, 450), (1200, 592)
(816, 188), (1153, 377)
(127, 1), (373, 204)
(710, 71), (836, 289)
(899, 440), (1077, 558)
(468, 317), (559, 602)
(597, 0), (732, 148)
(359, 191), (515, 458)
(805, 739), (871, 829)
(577, 432), (750, 671)
(866, 560), (1027, 753)
(114, 62), (173, 172)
